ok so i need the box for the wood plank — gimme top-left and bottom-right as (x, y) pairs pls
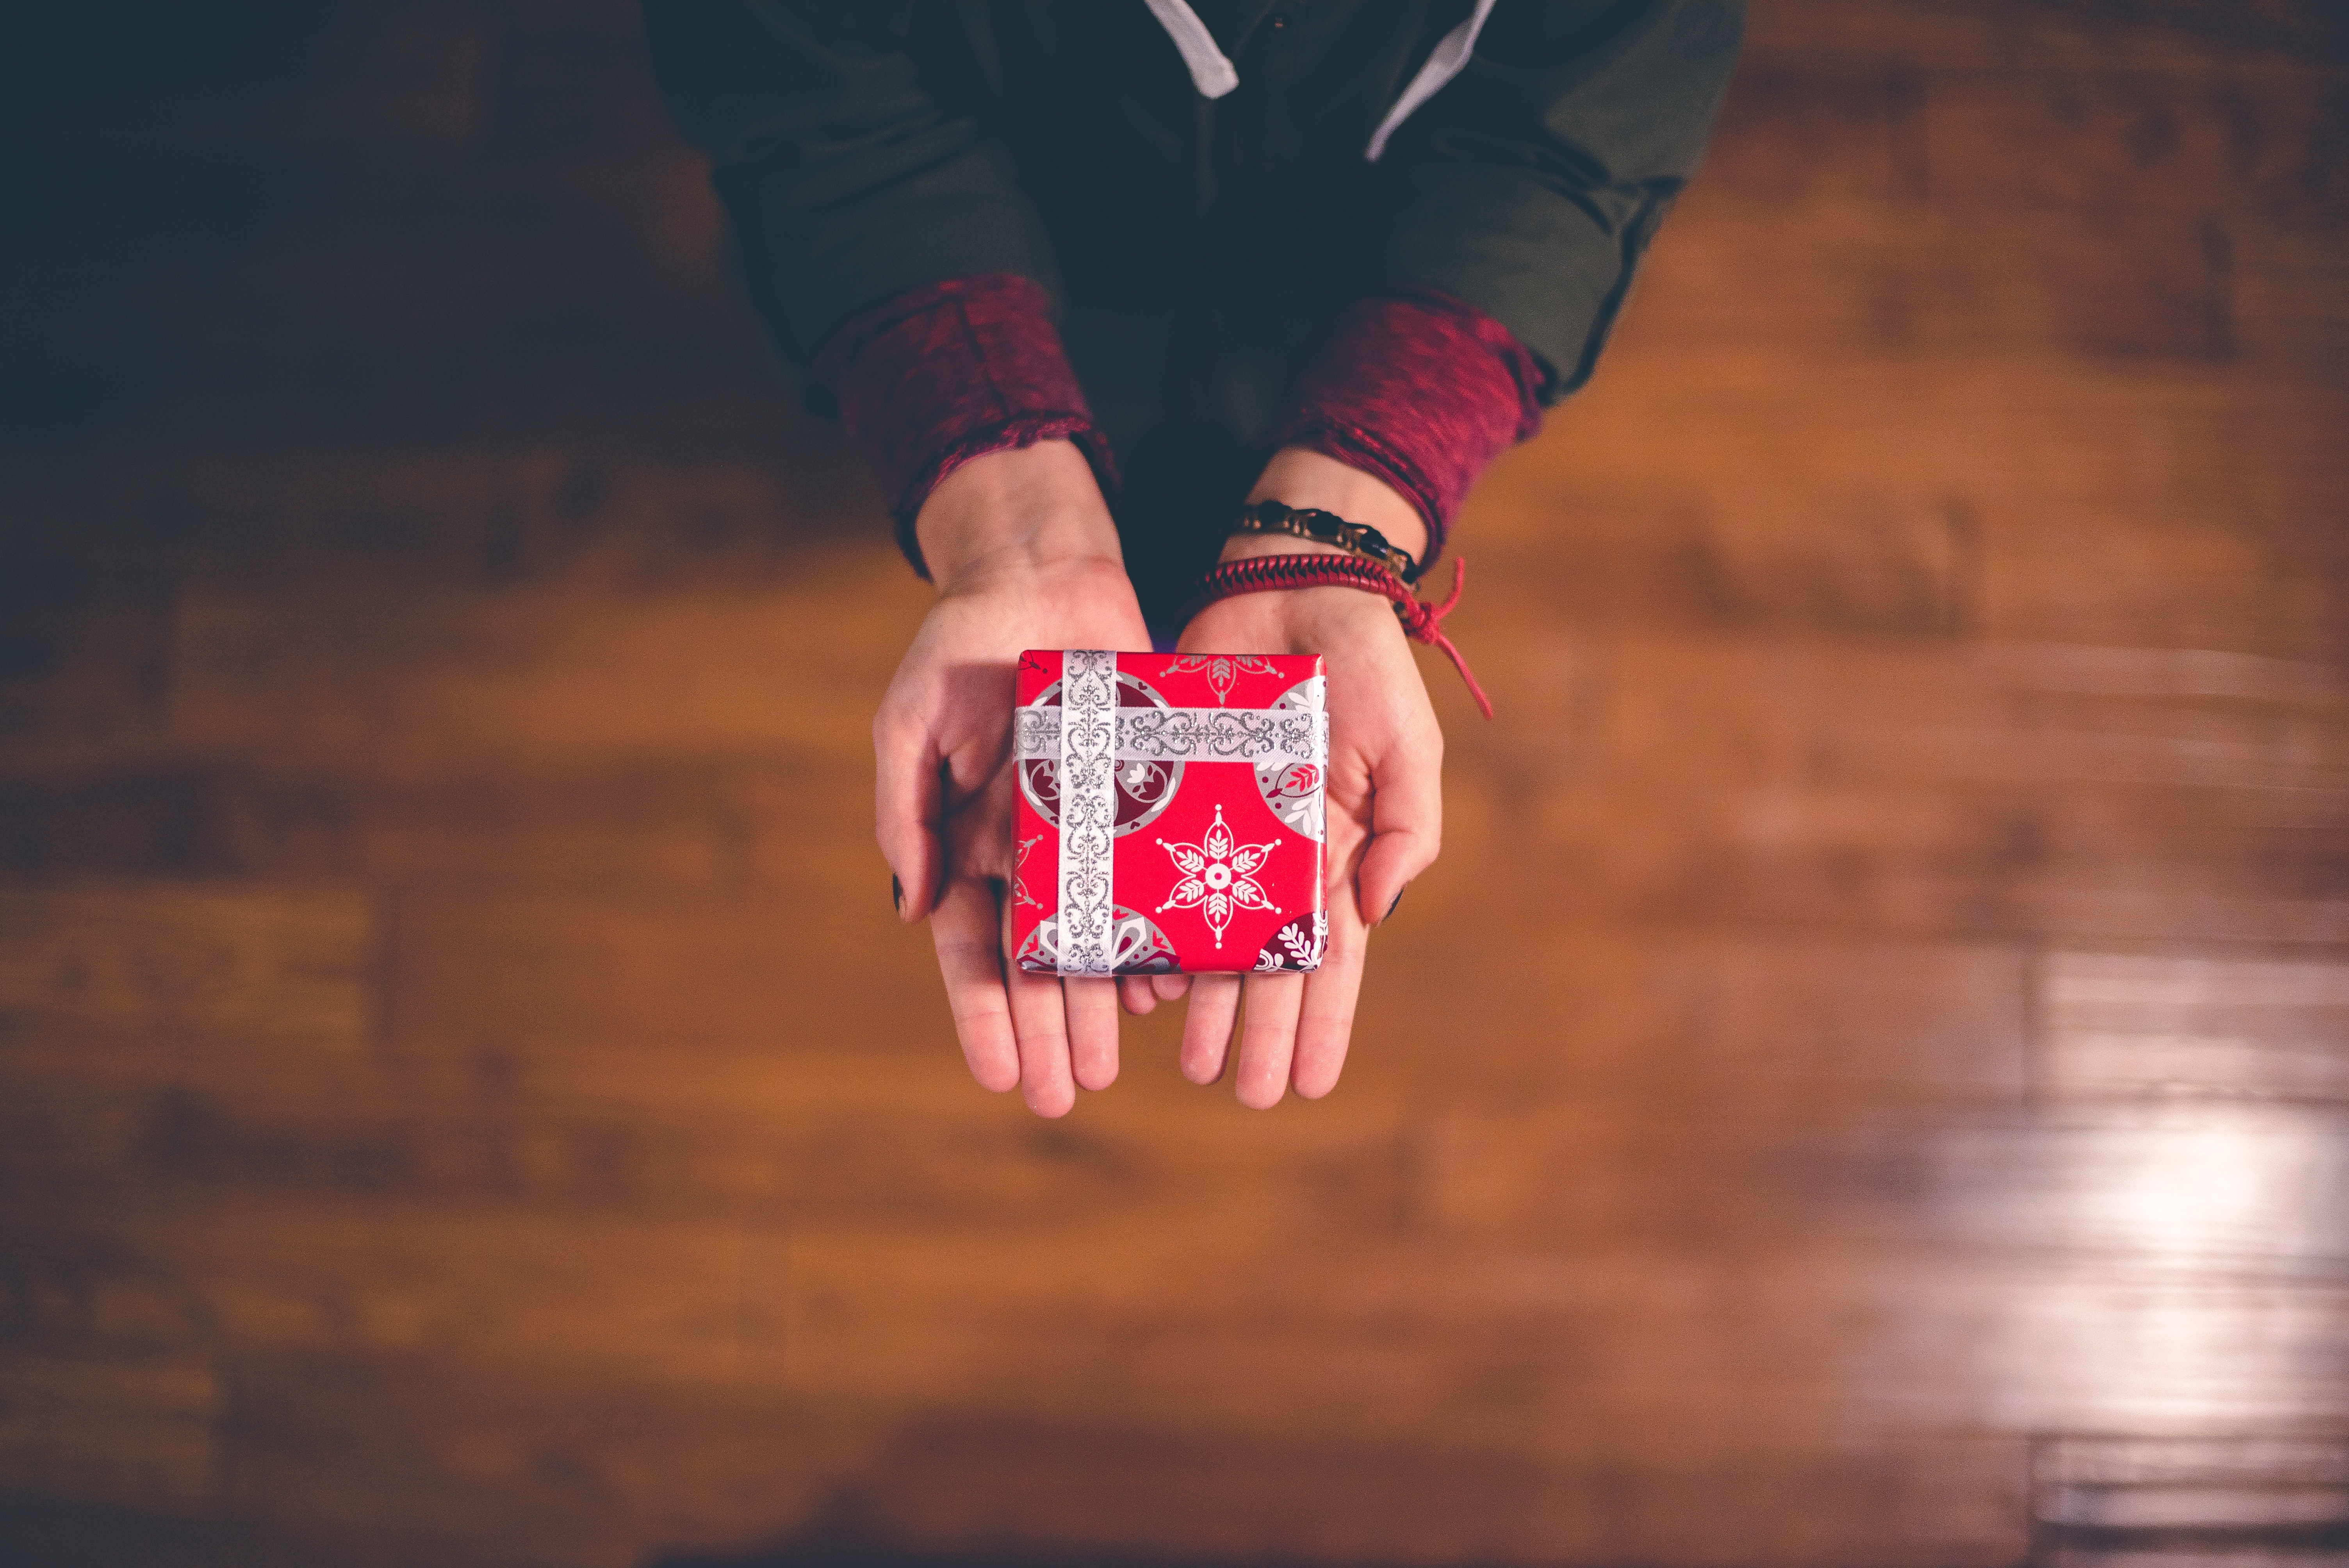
(1633, 193), (2230, 361)
(232, 752), (870, 894)
(1445, 633), (2349, 797)
(0, 882), (372, 1044)
(0, 745), (913, 900)
(1450, 777), (2349, 944)
(0, 755), (871, 891)
(1467, 471), (2344, 663)
(0, 568), (173, 746)
(0, 1353), (217, 1513)
(0, 766), (233, 880)
(1, 1200), (757, 1376)
(1359, 933), (2027, 1108)
(168, 574), (923, 768)
(1486, 359), (2349, 525)
(1700, 68), (1917, 204)
(0, 1503), (313, 1568)
(1980, 506), (2349, 665)
(1462, 481), (2342, 665)
(778, 1227), (2349, 1437)
(1469, 372), (2349, 657)
(2043, 1539), (2349, 1566)
(0, 447), (872, 592)
(1452, 488), (1979, 639)
(1922, 72), (2349, 226)
(2035, 1435), (2349, 1529)
(1420, 1101), (2349, 1278)
(820, 1422), (2027, 1568)
(2040, 951), (2349, 1104)
(2034, 1436), (2349, 1565)
(0, 1041), (1407, 1232)
(223, 1355), (887, 1568)
(1418, 633), (2349, 945)
(2235, 226), (2349, 375)
(385, 886), (938, 1060)
(1743, 1), (2349, 73)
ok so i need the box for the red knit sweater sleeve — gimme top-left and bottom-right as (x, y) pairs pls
(814, 276), (1539, 579)
(1263, 288), (1547, 565)
(811, 273), (1117, 579)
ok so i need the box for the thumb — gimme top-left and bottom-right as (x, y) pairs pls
(874, 713), (946, 923)
(1355, 728), (1442, 927)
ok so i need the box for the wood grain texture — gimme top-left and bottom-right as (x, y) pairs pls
(2039, 952), (2349, 1105)
(0, 1354), (217, 1513)
(0, 568), (174, 745)
(789, 1422), (2032, 1568)
(3, 3), (2347, 1566)
(1639, 194), (2234, 361)
(0, 883), (373, 1042)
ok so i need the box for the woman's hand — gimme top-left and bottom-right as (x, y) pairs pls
(874, 441), (1149, 1117)
(1163, 449), (1445, 1108)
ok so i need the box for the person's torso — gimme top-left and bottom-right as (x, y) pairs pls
(898, 0), (1469, 308)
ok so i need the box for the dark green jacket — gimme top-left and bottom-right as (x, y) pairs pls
(645, 1), (1741, 438)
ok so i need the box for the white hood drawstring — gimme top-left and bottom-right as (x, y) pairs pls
(1143, 0), (1241, 98)
(1143, 0), (1499, 160)
(1363, 0), (1498, 159)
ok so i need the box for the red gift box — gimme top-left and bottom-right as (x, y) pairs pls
(1011, 650), (1328, 976)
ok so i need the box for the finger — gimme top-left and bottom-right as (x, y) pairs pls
(930, 876), (1019, 1094)
(1356, 725), (1443, 927)
(1003, 960), (1076, 1117)
(874, 712), (945, 922)
(1151, 973), (1192, 1002)
(1118, 976), (1158, 1016)
(1292, 903), (1368, 1099)
(1232, 971), (1304, 1110)
(1180, 973), (1242, 1085)
(1065, 977), (1120, 1091)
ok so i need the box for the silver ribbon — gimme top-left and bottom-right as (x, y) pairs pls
(1015, 706), (1327, 770)
(1054, 650), (1119, 976)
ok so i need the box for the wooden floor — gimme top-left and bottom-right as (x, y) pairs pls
(3, 3), (2347, 1565)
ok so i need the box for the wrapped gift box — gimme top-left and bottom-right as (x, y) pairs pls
(1011, 649), (1328, 976)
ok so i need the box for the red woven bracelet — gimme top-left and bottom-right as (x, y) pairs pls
(1185, 554), (1494, 720)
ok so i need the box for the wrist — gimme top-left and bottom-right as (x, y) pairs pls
(1187, 556), (1413, 652)
(1243, 447), (1430, 566)
(1216, 531), (1353, 567)
(916, 441), (1125, 595)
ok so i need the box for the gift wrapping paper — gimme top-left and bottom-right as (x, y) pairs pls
(1011, 650), (1329, 975)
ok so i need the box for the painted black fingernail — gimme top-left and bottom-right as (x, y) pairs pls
(891, 874), (904, 916)
(1384, 888), (1404, 923)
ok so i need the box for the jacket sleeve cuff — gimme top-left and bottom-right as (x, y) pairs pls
(811, 273), (1118, 579)
(1263, 288), (1546, 564)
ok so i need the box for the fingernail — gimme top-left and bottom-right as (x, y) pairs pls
(891, 874), (904, 916)
(1384, 888), (1404, 923)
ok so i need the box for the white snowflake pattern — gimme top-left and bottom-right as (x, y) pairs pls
(1155, 803), (1278, 948)
(1253, 912), (1329, 973)
(1279, 911), (1328, 968)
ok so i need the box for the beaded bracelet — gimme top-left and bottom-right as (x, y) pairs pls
(1231, 499), (1424, 584)
(1183, 552), (1493, 720)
